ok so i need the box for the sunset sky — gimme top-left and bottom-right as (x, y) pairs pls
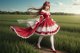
(0, 0), (80, 14)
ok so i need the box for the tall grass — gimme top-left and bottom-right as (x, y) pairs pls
(0, 41), (39, 53)
(0, 14), (80, 53)
(0, 15), (39, 53)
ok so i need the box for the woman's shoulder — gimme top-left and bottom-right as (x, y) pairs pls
(41, 10), (46, 13)
(41, 10), (50, 14)
(39, 10), (45, 15)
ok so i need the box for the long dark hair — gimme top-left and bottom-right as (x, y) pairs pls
(27, 1), (50, 15)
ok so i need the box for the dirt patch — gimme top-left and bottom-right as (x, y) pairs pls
(35, 47), (68, 53)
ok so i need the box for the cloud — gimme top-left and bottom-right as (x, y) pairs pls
(73, 0), (80, 5)
(45, 0), (50, 1)
(51, 3), (57, 6)
(75, 0), (80, 3)
(10, 9), (18, 11)
(58, 2), (64, 6)
(51, 2), (64, 7)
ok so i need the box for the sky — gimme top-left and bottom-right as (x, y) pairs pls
(0, 0), (80, 14)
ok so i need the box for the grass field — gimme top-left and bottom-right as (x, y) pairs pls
(0, 14), (80, 53)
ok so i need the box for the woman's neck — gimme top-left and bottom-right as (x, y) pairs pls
(43, 9), (49, 12)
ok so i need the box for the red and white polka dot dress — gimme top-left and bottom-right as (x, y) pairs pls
(10, 10), (60, 38)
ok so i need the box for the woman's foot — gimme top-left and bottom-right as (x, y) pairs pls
(51, 48), (57, 53)
(37, 44), (41, 49)
(52, 50), (57, 53)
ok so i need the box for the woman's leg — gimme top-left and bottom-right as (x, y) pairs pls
(50, 35), (56, 51)
(37, 35), (44, 48)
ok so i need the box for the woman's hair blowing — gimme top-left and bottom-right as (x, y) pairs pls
(27, 1), (50, 15)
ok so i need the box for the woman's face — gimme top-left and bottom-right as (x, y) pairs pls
(45, 6), (50, 11)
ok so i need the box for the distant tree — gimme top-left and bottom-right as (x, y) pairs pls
(0, 10), (79, 15)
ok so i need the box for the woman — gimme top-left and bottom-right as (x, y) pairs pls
(10, 1), (60, 53)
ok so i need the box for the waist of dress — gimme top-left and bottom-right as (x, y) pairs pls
(44, 17), (51, 19)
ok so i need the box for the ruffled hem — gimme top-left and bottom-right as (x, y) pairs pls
(10, 26), (34, 39)
(35, 26), (60, 35)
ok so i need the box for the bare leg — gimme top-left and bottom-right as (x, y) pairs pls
(50, 35), (56, 51)
(37, 35), (44, 49)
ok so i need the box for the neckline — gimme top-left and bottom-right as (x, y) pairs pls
(42, 10), (50, 13)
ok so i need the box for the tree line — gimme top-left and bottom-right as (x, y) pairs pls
(0, 11), (78, 15)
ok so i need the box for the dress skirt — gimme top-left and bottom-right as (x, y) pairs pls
(10, 16), (60, 39)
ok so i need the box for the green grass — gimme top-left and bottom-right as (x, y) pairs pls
(0, 14), (80, 53)
(0, 41), (39, 53)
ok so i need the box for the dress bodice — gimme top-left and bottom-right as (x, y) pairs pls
(39, 10), (50, 19)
